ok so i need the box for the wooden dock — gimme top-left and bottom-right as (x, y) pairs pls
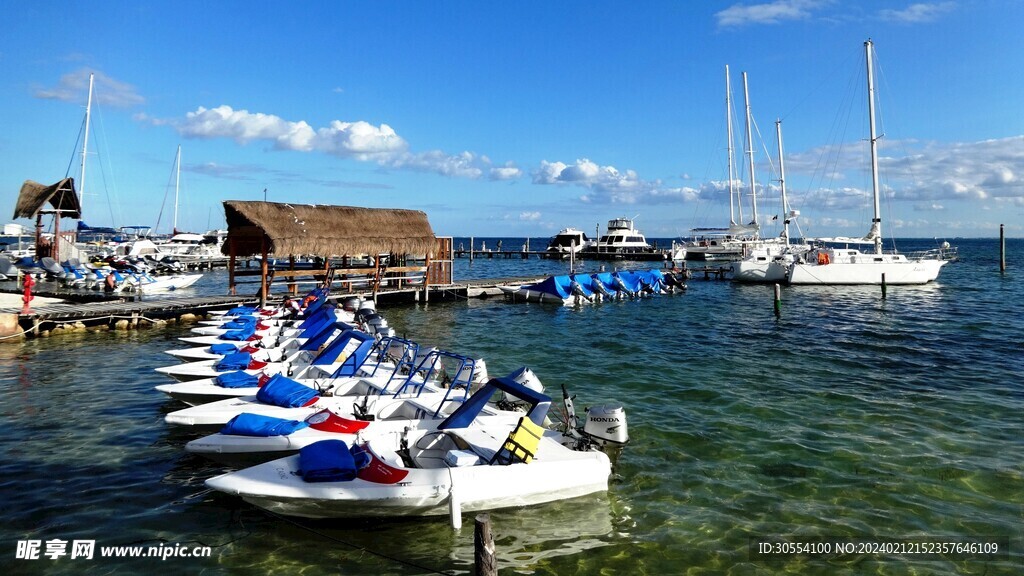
(0, 293), (259, 339)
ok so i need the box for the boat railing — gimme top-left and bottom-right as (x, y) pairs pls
(907, 245), (959, 262)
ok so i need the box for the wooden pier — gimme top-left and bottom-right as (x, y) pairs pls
(0, 293), (259, 339)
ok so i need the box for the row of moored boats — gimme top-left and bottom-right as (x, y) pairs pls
(154, 288), (628, 525)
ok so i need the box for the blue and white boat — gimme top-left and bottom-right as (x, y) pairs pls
(499, 269), (668, 305)
(205, 375), (625, 524)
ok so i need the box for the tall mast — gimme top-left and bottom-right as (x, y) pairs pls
(742, 72), (758, 231)
(865, 39), (882, 254)
(775, 119), (790, 245)
(725, 66), (738, 225)
(79, 72), (95, 211)
(173, 145), (181, 234)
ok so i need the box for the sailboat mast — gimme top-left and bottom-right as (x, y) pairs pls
(775, 119), (789, 245)
(174, 145), (181, 234)
(79, 72), (95, 211)
(865, 39), (882, 254)
(725, 66), (738, 225)
(742, 72), (758, 231)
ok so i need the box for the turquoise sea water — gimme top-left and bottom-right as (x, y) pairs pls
(1, 238), (1021, 575)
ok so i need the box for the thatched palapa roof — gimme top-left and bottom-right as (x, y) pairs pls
(222, 200), (436, 258)
(13, 178), (82, 219)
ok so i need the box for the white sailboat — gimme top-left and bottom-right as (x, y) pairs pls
(731, 119), (810, 282)
(686, 67), (759, 262)
(788, 40), (949, 285)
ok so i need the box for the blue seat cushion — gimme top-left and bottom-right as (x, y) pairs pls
(255, 374), (318, 408)
(215, 371), (259, 388)
(221, 413), (309, 436)
(299, 440), (357, 482)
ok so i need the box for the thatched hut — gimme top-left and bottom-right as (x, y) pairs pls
(13, 178), (82, 261)
(220, 201), (442, 302)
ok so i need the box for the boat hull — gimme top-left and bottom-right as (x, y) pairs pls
(206, 436), (610, 519)
(731, 260), (788, 283)
(788, 259), (946, 285)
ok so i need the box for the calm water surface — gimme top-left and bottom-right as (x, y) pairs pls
(0, 238), (1021, 575)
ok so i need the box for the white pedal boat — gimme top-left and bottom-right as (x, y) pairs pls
(155, 322), (361, 382)
(186, 365), (532, 466)
(155, 336), (423, 406)
(164, 350), (484, 428)
(205, 376), (612, 520)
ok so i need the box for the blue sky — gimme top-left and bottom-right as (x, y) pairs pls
(2, 1), (1022, 239)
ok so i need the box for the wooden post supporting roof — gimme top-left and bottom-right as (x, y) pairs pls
(259, 235), (269, 307)
(228, 238), (237, 295)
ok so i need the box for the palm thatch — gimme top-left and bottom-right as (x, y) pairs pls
(222, 201), (436, 258)
(13, 178), (82, 219)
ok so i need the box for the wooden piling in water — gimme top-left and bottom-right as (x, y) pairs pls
(1000, 224), (1006, 272)
(474, 514), (497, 576)
(881, 273), (887, 298)
(773, 284), (781, 318)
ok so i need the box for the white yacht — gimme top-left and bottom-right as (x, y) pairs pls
(787, 40), (949, 286)
(543, 228), (593, 259)
(582, 218), (661, 260)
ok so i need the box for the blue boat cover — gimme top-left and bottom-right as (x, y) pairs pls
(221, 413), (309, 437)
(590, 272), (617, 295)
(523, 275), (572, 299)
(210, 343), (240, 354)
(218, 317), (257, 330)
(439, 376), (552, 430)
(216, 351), (252, 371)
(220, 326), (257, 341)
(299, 439), (358, 482)
(612, 271), (642, 293)
(256, 374), (319, 407)
(225, 306), (258, 316)
(635, 269), (665, 291)
(215, 371), (259, 388)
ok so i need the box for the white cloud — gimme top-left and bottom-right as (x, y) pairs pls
(879, 2), (956, 24)
(533, 158), (699, 204)
(35, 68), (144, 107)
(490, 164), (523, 181)
(519, 211), (541, 221)
(314, 119), (406, 159)
(176, 105), (520, 181)
(784, 136), (1024, 204)
(715, 0), (828, 28)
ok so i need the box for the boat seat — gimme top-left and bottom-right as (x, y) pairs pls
(489, 416), (543, 465)
(409, 430), (471, 469)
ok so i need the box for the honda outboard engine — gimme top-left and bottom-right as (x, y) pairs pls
(582, 404), (629, 446)
(560, 384), (629, 451)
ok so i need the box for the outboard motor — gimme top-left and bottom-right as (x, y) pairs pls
(364, 314), (388, 335)
(355, 303), (377, 324)
(341, 297), (363, 312)
(590, 275), (615, 300)
(509, 366), (543, 395)
(560, 384), (629, 452)
(582, 404), (629, 446)
(496, 366), (544, 410)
